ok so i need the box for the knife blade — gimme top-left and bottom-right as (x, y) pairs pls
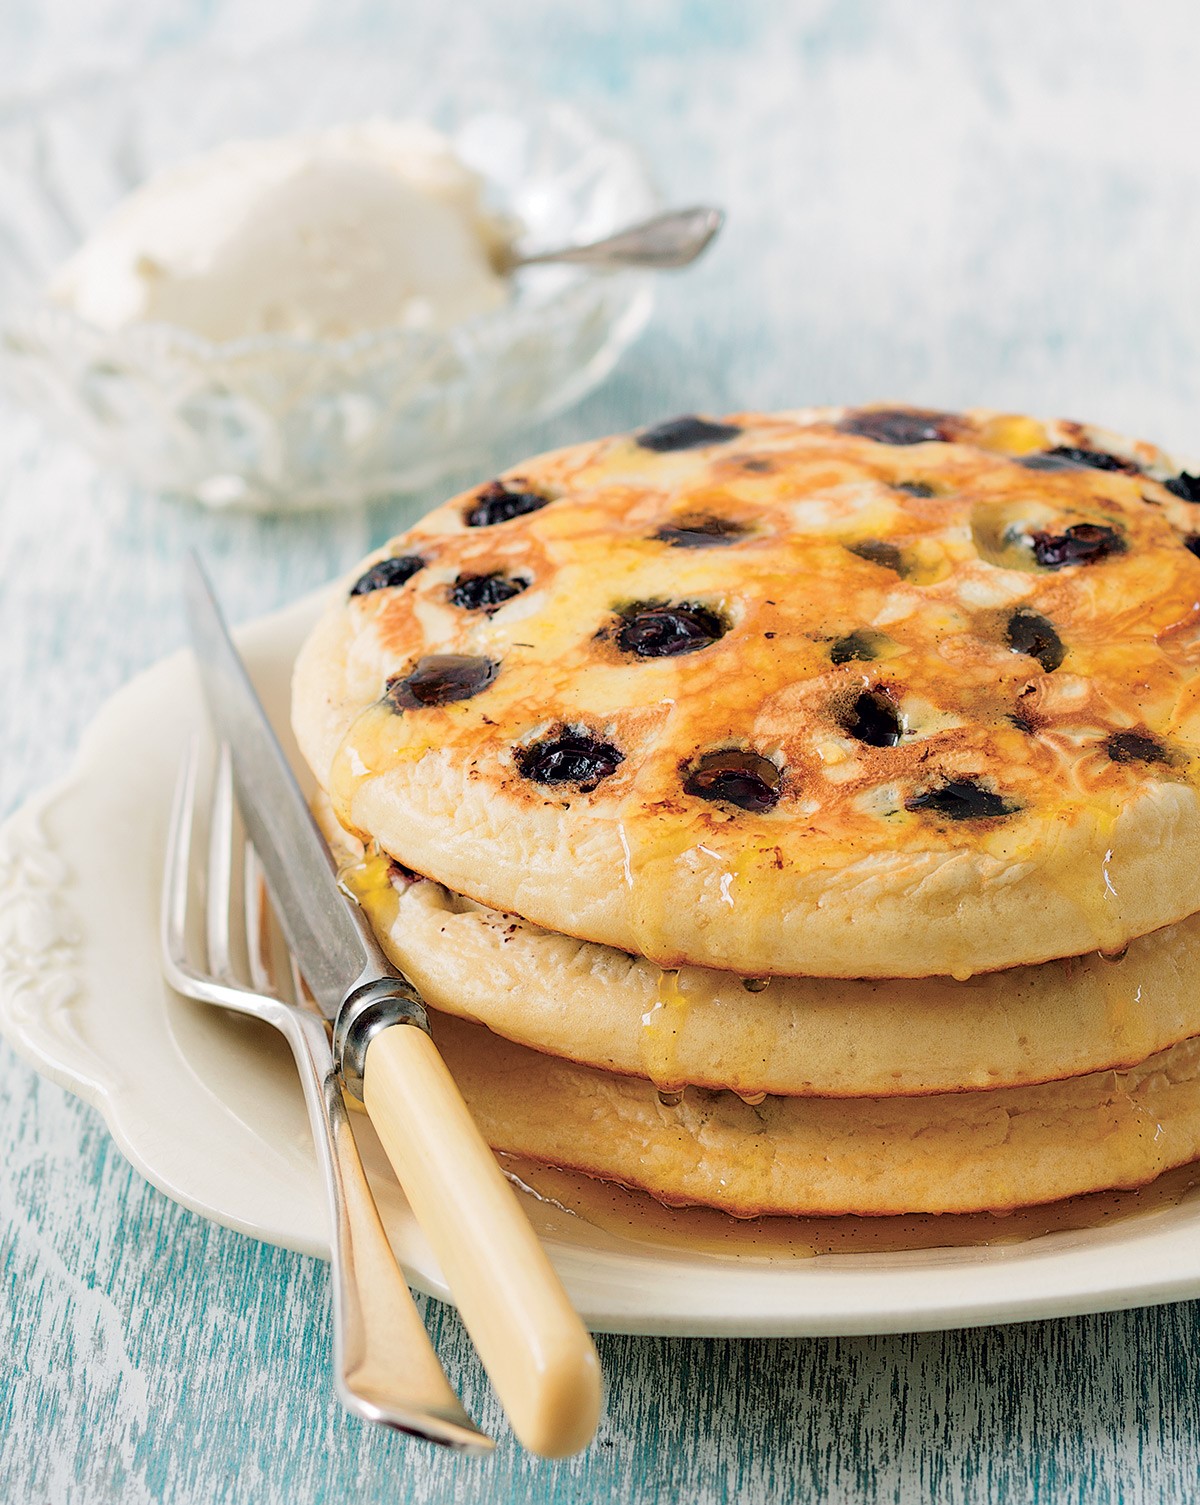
(183, 553), (414, 1022)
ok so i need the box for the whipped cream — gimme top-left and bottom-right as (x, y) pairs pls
(49, 120), (512, 341)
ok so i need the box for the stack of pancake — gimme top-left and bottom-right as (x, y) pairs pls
(293, 404), (1200, 1219)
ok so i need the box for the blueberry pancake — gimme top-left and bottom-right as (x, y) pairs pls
(293, 405), (1200, 979)
(318, 797), (1200, 1099)
(434, 1012), (1200, 1217)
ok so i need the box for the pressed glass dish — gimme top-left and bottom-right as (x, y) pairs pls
(0, 49), (657, 510)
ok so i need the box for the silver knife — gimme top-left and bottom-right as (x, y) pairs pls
(183, 553), (602, 1458)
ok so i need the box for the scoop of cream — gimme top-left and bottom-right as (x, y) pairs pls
(49, 120), (512, 341)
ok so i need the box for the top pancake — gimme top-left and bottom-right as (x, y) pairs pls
(293, 404), (1200, 978)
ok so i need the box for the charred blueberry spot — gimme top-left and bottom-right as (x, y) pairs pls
(1009, 711), (1039, 734)
(1106, 730), (1169, 765)
(1166, 472), (1200, 502)
(385, 655), (498, 710)
(906, 778), (1017, 820)
(450, 572), (529, 612)
(838, 408), (959, 446)
(655, 514), (750, 548)
(465, 479), (550, 528)
(830, 629), (886, 665)
(841, 690), (903, 747)
(635, 415), (743, 452)
(349, 555), (424, 596)
(1029, 523), (1125, 569)
(683, 750), (781, 813)
(894, 480), (937, 497)
(1020, 446), (1140, 475)
(847, 538), (905, 574)
(1006, 608), (1065, 672)
(615, 601), (728, 658)
(517, 729), (624, 791)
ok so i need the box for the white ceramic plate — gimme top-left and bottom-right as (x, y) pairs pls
(6, 589), (1200, 1336)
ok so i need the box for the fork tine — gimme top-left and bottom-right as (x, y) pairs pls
(244, 842), (269, 995)
(206, 742), (237, 984)
(288, 952), (307, 1013)
(163, 740), (256, 1012)
(247, 845), (306, 1006)
(162, 736), (200, 982)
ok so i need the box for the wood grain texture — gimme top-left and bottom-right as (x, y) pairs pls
(8, 2), (1200, 1501)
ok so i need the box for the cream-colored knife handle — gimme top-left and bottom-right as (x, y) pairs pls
(362, 1022), (603, 1457)
(283, 1009), (491, 1451)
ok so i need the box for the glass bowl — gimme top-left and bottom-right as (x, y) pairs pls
(0, 49), (657, 510)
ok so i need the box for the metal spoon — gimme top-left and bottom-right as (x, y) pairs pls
(506, 205), (724, 271)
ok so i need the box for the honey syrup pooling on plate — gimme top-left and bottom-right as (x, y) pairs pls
(501, 1156), (1200, 1259)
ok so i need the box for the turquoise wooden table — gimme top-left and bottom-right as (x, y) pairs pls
(7, 3), (1200, 1500)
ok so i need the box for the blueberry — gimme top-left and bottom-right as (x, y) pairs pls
(906, 778), (1016, 820)
(1029, 523), (1124, 568)
(830, 630), (883, 665)
(683, 750), (781, 813)
(1020, 446), (1140, 475)
(450, 573), (528, 611)
(349, 555), (424, 596)
(615, 602), (727, 657)
(1106, 730), (1169, 765)
(517, 730), (624, 791)
(847, 539), (905, 574)
(1005, 608), (1065, 672)
(465, 480), (550, 528)
(837, 408), (959, 446)
(1185, 535), (1200, 559)
(635, 415), (743, 452)
(894, 481), (937, 497)
(841, 690), (902, 747)
(1166, 472), (1200, 502)
(655, 515), (750, 548)
(385, 655), (498, 709)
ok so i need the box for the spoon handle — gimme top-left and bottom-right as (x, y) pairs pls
(513, 205), (724, 270)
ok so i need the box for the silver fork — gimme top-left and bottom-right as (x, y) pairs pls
(161, 740), (493, 1454)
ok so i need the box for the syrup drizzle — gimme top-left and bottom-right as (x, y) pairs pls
(641, 969), (688, 1092)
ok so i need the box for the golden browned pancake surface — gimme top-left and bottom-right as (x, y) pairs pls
(294, 405), (1200, 977)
